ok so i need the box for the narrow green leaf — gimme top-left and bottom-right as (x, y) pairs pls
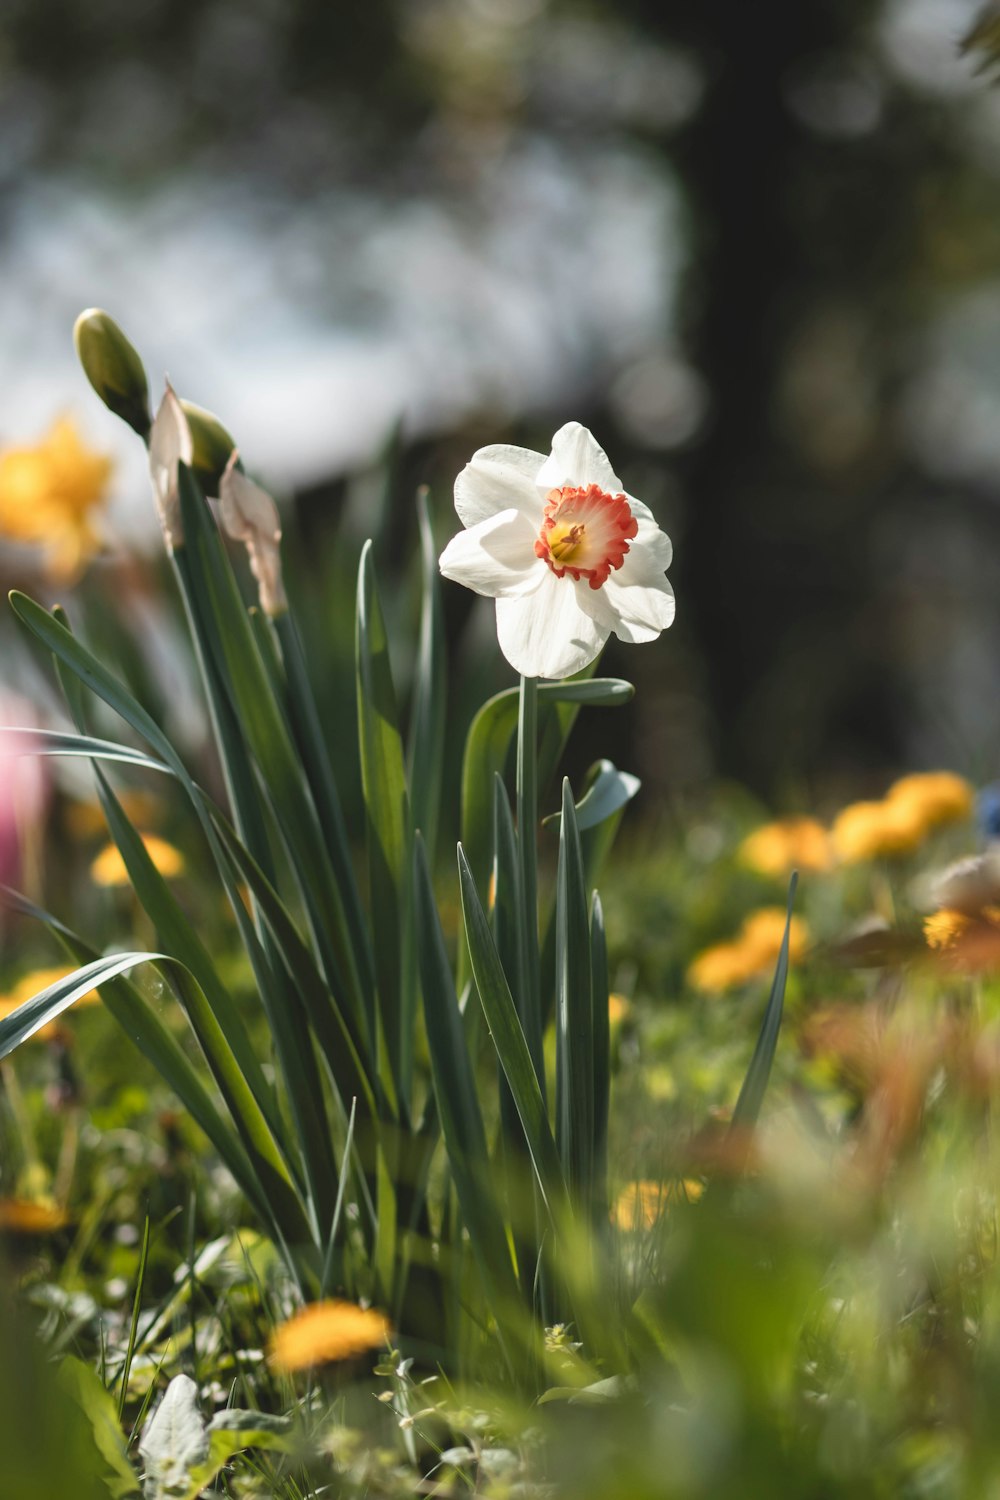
(1, 727), (169, 775)
(458, 845), (568, 1234)
(460, 678), (634, 902)
(0, 887), (278, 1234)
(413, 835), (522, 1370)
(590, 892), (610, 1229)
(356, 539), (413, 1111)
(542, 759), (641, 832)
(117, 1217), (151, 1421)
(731, 872), (798, 1132)
(554, 780), (594, 1201)
(407, 487), (446, 867)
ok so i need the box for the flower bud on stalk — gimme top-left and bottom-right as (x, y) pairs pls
(180, 400), (238, 497)
(72, 308), (151, 440)
(219, 451), (287, 617)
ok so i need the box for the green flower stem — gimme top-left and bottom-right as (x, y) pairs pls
(516, 675), (545, 1096)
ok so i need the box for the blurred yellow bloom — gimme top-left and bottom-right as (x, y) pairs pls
(887, 771), (974, 832)
(831, 798), (927, 863)
(608, 992), (631, 1026)
(0, 1198), (70, 1234)
(64, 789), (163, 840)
(739, 906), (810, 965)
(0, 966), (101, 1041)
(0, 416), (112, 579)
(90, 834), (184, 887)
(269, 1299), (390, 1372)
(688, 908), (810, 994)
(612, 1178), (704, 1229)
(923, 909), (972, 952)
(687, 941), (760, 993)
(739, 817), (831, 876)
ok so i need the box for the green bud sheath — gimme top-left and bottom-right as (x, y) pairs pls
(180, 400), (238, 497)
(73, 308), (151, 440)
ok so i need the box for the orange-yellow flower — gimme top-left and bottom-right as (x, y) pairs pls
(269, 1300), (390, 1373)
(687, 908), (810, 993)
(608, 992), (631, 1026)
(739, 906), (810, 965)
(0, 1198), (70, 1234)
(612, 1178), (704, 1229)
(738, 817), (831, 877)
(90, 835), (184, 887)
(0, 416), (112, 579)
(924, 909), (972, 952)
(687, 942), (760, 994)
(0, 966), (101, 1041)
(887, 771), (974, 832)
(831, 798), (926, 863)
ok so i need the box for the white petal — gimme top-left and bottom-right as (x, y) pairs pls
(535, 422), (623, 494)
(495, 572), (609, 679)
(454, 445), (547, 529)
(601, 573), (676, 643)
(624, 516), (673, 573)
(148, 382), (193, 549)
(439, 509), (544, 599)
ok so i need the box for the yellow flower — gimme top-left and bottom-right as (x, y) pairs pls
(738, 817), (831, 877)
(0, 416), (112, 579)
(924, 908), (972, 952)
(608, 992), (631, 1026)
(687, 942), (759, 994)
(738, 906), (810, 965)
(64, 789), (163, 840)
(90, 834), (184, 887)
(687, 908), (810, 993)
(831, 798), (927, 863)
(0, 1198), (70, 1234)
(612, 1178), (704, 1230)
(887, 771), (974, 832)
(269, 1300), (390, 1373)
(0, 966), (101, 1041)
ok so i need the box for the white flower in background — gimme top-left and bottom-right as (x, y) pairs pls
(439, 422), (674, 679)
(219, 452), (288, 617)
(148, 381), (193, 550)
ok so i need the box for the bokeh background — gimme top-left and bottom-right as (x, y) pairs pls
(2, 0), (999, 810)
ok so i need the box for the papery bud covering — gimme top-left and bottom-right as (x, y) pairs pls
(148, 383), (193, 550)
(219, 451), (287, 616)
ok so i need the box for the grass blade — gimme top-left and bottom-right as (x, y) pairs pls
(731, 872), (799, 1133)
(407, 487), (446, 868)
(554, 780), (594, 1202)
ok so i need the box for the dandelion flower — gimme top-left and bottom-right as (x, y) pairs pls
(739, 817), (831, 876)
(0, 416), (112, 579)
(608, 992), (631, 1026)
(831, 798), (926, 863)
(269, 1300), (390, 1373)
(90, 835), (184, 887)
(887, 771), (973, 832)
(440, 423), (674, 679)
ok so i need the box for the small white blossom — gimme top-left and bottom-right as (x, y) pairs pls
(219, 452), (287, 617)
(148, 381), (193, 550)
(440, 423), (674, 679)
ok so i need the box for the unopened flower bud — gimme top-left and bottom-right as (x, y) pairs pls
(148, 382), (194, 551)
(73, 308), (150, 440)
(180, 400), (237, 497)
(219, 451), (288, 616)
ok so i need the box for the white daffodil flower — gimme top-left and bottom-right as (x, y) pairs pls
(148, 381), (193, 550)
(439, 422), (674, 679)
(219, 452), (288, 617)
